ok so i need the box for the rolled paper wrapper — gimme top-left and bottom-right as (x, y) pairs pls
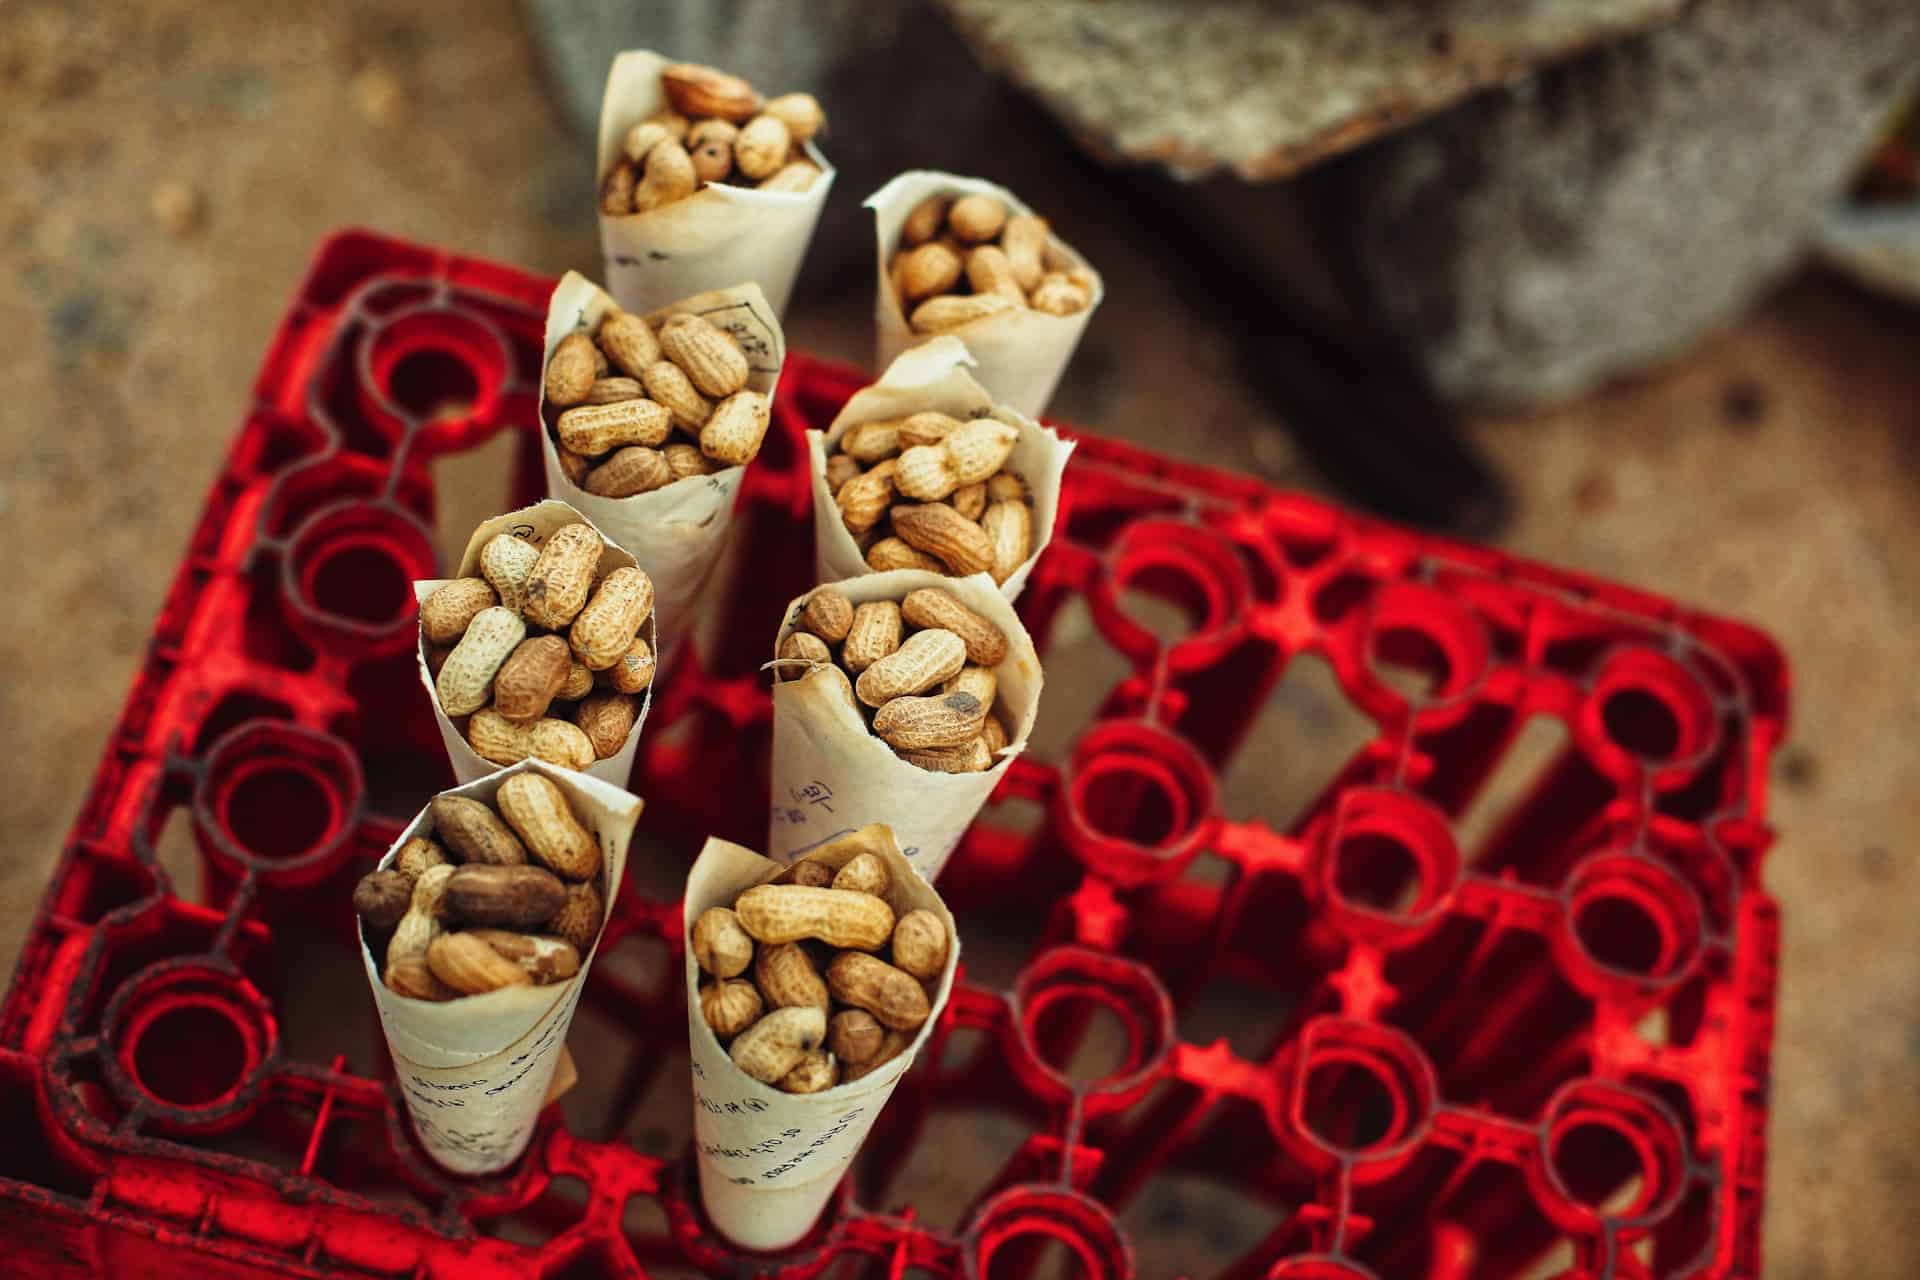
(597, 49), (835, 320)
(539, 271), (784, 667)
(808, 336), (1073, 602)
(685, 829), (960, 1250)
(414, 498), (655, 787)
(359, 760), (643, 1176)
(768, 570), (1042, 881)
(867, 170), (1105, 420)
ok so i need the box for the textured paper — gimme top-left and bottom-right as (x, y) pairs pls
(808, 336), (1073, 603)
(598, 49), (835, 321)
(768, 570), (1042, 881)
(413, 499), (654, 787)
(684, 830), (959, 1250)
(539, 272), (784, 666)
(867, 171), (1104, 419)
(359, 760), (644, 1175)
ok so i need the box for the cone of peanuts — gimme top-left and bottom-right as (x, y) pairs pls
(867, 171), (1103, 419)
(415, 501), (656, 786)
(355, 759), (642, 1175)
(767, 570), (1042, 881)
(540, 271), (782, 665)
(597, 51), (834, 320)
(809, 335), (1073, 601)
(683, 824), (959, 1250)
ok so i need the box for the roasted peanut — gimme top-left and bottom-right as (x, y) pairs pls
(633, 139), (697, 213)
(420, 578), (496, 646)
(386, 956), (456, 1002)
(556, 447), (593, 487)
(902, 588), (1009, 666)
(1031, 271), (1092, 316)
(901, 194), (951, 247)
(829, 1008), (885, 1064)
(556, 398), (671, 454)
(690, 134), (733, 183)
(830, 853), (890, 898)
(947, 194), (1007, 244)
(777, 1049), (839, 1094)
(729, 1005), (826, 1084)
(701, 390), (770, 467)
(1002, 214), (1048, 292)
(836, 458), (896, 534)
(468, 709), (597, 772)
(549, 880), (604, 952)
(982, 498), (1033, 583)
(759, 159), (822, 192)
(354, 869), (412, 930)
(431, 795), (527, 867)
(866, 537), (944, 574)
(393, 835), (449, 884)
(436, 606), (526, 717)
(799, 588), (854, 644)
(966, 244), (1027, 305)
(840, 419), (902, 463)
(891, 503), (995, 577)
(777, 630), (832, 677)
(521, 523), (602, 629)
(692, 906), (754, 978)
(891, 909), (949, 979)
(896, 738), (993, 773)
(761, 92), (823, 142)
(855, 627), (967, 706)
(734, 884), (895, 950)
(585, 446), (673, 498)
(664, 441), (721, 480)
(571, 567), (654, 669)
(943, 664), (998, 709)
(825, 453), (861, 492)
(497, 772), (600, 882)
(476, 535), (537, 617)
(386, 863), (454, 983)
(701, 979), (763, 1038)
(981, 715), (1009, 754)
(659, 314), (750, 398)
(827, 951), (930, 1030)
(428, 932), (532, 994)
(661, 62), (759, 123)
(574, 691), (639, 759)
(985, 471), (1026, 503)
(842, 1028), (912, 1081)
(733, 112), (791, 180)
(558, 661), (595, 702)
(444, 863), (568, 929)
(898, 241), (962, 302)
(897, 411), (963, 448)
(754, 942), (829, 1012)
(493, 635), (573, 722)
(951, 481), (987, 521)
(606, 635), (656, 694)
(788, 860), (835, 889)
(841, 600), (903, 672)
(598, 311), (661, 378)
(468, 929), (581, 983)
(945, 419), (1020, 486)
(910, 291), (1018, 335)
(642, 360), (712, 434)
(622, 119), (672, 165)
(872, 691), (985, 750)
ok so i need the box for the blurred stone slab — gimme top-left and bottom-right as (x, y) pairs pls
(935, 0), (1688, 181)
(1341, 0), (1920, 406)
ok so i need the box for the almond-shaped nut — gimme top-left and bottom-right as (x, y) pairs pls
(556, 398), (671, 454)
(622, 120), (672, 165)
(661, 62), (760, 123)
(558, 660), (594, 702)
(947, 194), (1007, 243)
(898, 241), (963, 302)
(664, 441), (720, 480)
(571, 567), (654, 669)
(660, 314), (750, 398)
(951, 481), (987, 521)
(467, 709), (597, 772)
(444, 863), (566, 930)
(729, 1005), (825, 1084)
(985, 471), (1026, 504)
(788, 860), (835, 889)
(701, 979), (763, 1038)
(901, 194), (951, 247)
(692, 906), (755, 977)
(943, 664), (998, 710)
(1002, 214), (1049, 292)
(549, 880), (604, 952)
(585, 376), (646, 405)
(777, 630), (832, 679)
(386, 955), (457, 1002)
(799, 589), (853, 643)
(585, 445), (673, 498)
(497, 772), (600, 882)
(701, 390), (770, 467)
(909, 291), (1018, 335)
(829, 1008), (885, 1064)
(966, 244), (1028, 305)
(891, 909), (950, 979)
(825, 453), (861, 493)
(892, 503), (995, 577)
(599, 160), (636, 215)
(945, 419), (1019, 486)
(492, 635), (573, 722)
(556, 447), (593, 488)
(428, 931), (532, 994)
(431, 794), (527, 867)
(575, 691), (639, 759)
(633, 138), (697, 213)
(354, 869), (412, 930)
(855, 627), (966, 706)
(897, 738), (993, 773)
(893, 443), (959, 501)
(642, 359), (712, 433)
(777, 1048), (839, 1094)
(762, 92), (824, 142)
(981, 715), (1009, 754)
(420, 577), (497, 646)
(545, 332), (599, 407)
(606, 635), (656, 694)
(436, 606), (526, 717)
(982, 498), (1033, 584)
(760, 160), (822, 193)
(521, 523), (602, 629)
(733, 112), (791, 180)
(394, 836), (450, 885)
(479, 534), (541, 617)
(842, 600), (902, 672)
(827, 951), (931, 1031)
(598, 311), (663, 378)
(865, 537), (943, 574)
(897, 411), (964, 448)
(842, 1028), (913, 1082)
(733, 884), (895, 950)
(901, 588), (1009, 666)
(467, 929), (581, 984)
(873, 691), (985, 750)
(839, 419), (902, 463)
(830, 853), (890, 898)
(755, 942), (830, 1012)
(836, 458), (897, 534)
(1030, 272), (1091, 316)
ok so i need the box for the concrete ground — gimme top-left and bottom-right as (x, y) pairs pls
(2, 2), (1916, 1276)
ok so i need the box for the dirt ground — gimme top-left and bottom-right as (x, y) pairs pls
(1, 2), (1916, 1276)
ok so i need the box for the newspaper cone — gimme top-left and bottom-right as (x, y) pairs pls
(868, 171), (1104, 419)
(768, 570), (1041, 881)
(685, 829), (960, 1250)
(539, 272), (784, 667)
(809, 336), (1073, 601)
(360, 760), (643, 1175)
(414, 499), (654, 787)
(597, 50), (835, 320)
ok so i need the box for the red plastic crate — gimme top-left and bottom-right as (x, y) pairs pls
(0, 230), (1786, 1280)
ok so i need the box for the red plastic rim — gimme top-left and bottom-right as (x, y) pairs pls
(1576, 647), (1721, 786)
(1556, 851), (1708, 996)
(1355, 581), (1493, 728)
(963, 1186), (1134, 1280)
(1096, 517), (1253, 668)
(357, 304), (512, 449)
(1533, 1079), (1690, 1230)
(281, 497), (439, 657)
(194, 720), (364, 886)
(1005, 946), (1176, 1113)
(1314, 786), (1463, 946)
(103, 960), (276, 1135)
(1279, 1017), (1439, 1171)
(1057, 720), (1217, 888)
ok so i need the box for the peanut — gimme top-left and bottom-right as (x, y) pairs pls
(545, 332), (599, 407)
(759, 159), (822, 193)
(734, 884), (895, 950)
(855, 627), (966, 707)
(468, 929), (581, 984)
(556, 398), (671, 454)
(492, 635), (573, 722)
(393, 835), (449, 884)
(945, 419), (1019, 487)
(841, 600), (902, 673)
(633, 139), (697, 213)
(431, 795), (527, 867)
(1002, 214), (1048, 292)
(985, 471), (1026, 503)
(836, 458), (897, 534)
(659, 314), (750, 398)
(842, 1028), (912, 1082)
(479, 534), (540, 616)
(428, 932), (532, 994)
(701, 390), (770, 467)
(966, 244), (1027, 305)
(622, 119), (672, 165)
(606, 635), (656, 694)
(353, 869), (412, 930)
(898, 242), (962, 302)
(754, 943), (829, 1013)
(910, 291), (1018, 335)
(943, 664), (998, 709)
(866, 537), (944, 574)
(558, 661), (594, 702)
(829, 1008), (885, 1064)
(419, 577), (496, 646)
(892, 503), (995, 577)
(445, 863), (567, 929)
(687, 118), (738, 151)
(951, 481), (987, 521)
(981, 715), (1009, 754)
(891, 910), (949, 979)
(549, 880), (604, 952)
(947, 194), (1007, 244)
(830, 853), (890, 898)
(521, 523), (601, 630)
(825, 453), (861, 493)
(729, 1006), (826, 1084)
(642, 360), (712, 434)
(585, 446), (673, 498)
(839, 419), (902, 463)
(571, 567), (654, 669)
(701, 979), (763, 1038)
(787, 860), (834, 889)
(664, 441), (721, 480)
(902, 194), (951, 247)
(692, 906), (754, 978)
(436, 606), (526, 717)
(600, 160), (636, 215)
(690, 135), (733, 183)
(662, 62), (759, 123)
(894, 443), (961, 502)
(598, 311), (662, 378)
(896, 738), (993, 773)
(778, 1049), (839, 1094)
(827, 951), (930, 1030)
(897, 411), (963, 448)
(386, 956), (456, 1002)
(902, 588), (1009, 666)
(872, 691), (985, 750)
(556, 447), (592, 488)
(982, 498), (1033, 583)
(733, 113), (791, 180)
(799, 588), (854, 644)
(385, 863), (454, 981)
(497, 772), (601, 882)
(777, 630), (831, 677)
(1031, 272), (1092, 316)
(761, 92), (823, 142)
(574, 691), (639, 759)
(467, 709), (597, 772)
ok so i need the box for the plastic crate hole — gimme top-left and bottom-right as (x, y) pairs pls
(1108, 522), (1250, 660)
(1118, 1170), (1283, 1280)
(863, 1105), (1033, 1232)
(223, 763), (336, 861)
(308, 540), (414, 625)
(1454, 716), (1570, 858)
(1600, 688), (1680, 761)
(1331, 833), (1420, 916)
(1551, 1121), (1646, 1215)
(130, 1004), (248, 1107)
(385, 345), (479, 421)
(1541, 1082), (1687, 1225)
(287, 502), (438, 644)
(1574, 897), (1663, 975)
(194, 692), (296, 754)
(1368, 627), (1449, 701)
(1058, 722), (1216, 886)
(1299, 1057), (1397, 1152)
(1029, 996), (1134, 1087)
(966, 1187), (1130, 1280)
(1563, 855), (1704, 988)
(196, 723), (362, 889)
(1219, 653), (1380, 836)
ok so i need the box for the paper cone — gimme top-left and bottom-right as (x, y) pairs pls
(597, 50), (835, 321)
(539, 271), (785, 667)
(768, 570), (1042, 881)
(808, 336), (1073, 602)
(414, 499), (654, 787)
(684, 829), (960, 1250)
(867, 171), (1104, 420)
(360, 760), (643, 1175)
